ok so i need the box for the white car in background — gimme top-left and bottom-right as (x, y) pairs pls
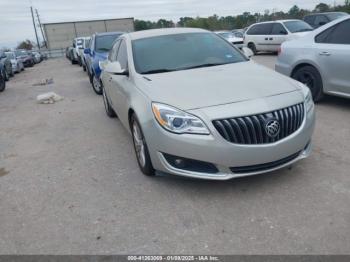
(5, 51), (24, 73)
(215, 31), (244, 49)
(244, 20), (313, 54)
(276, 16), (350, 101)
(74, 37), (90, 66)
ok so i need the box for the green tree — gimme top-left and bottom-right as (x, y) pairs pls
(17, 40), (34, 50)
(314, 3), (330, 12)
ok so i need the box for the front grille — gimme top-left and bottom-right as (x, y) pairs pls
(230, 151), (301, 174)
(232, 41), (244, 45)
(213, 103), (304, 144)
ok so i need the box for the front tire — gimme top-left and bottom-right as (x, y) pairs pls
(4, 70), (9, 81)
(102, 85), (116, 118)
(131, 115), (155, 177)
(292, 65), (324, 102)
(0, 74), (5, 92)
(248, 42), (257, 55)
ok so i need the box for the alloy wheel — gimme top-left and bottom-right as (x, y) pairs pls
(92, 76), (102, 94)
(132, 122), (146, 168)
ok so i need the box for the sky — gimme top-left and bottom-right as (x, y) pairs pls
(0, 0), (337, 48)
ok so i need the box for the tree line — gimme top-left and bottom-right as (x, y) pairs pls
(134, 1), (350, 31)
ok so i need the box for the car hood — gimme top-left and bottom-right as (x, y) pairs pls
(136, 61), (301, 110)
(227, 37), (243, 42)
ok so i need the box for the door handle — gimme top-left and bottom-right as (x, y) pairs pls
(319, 51), (331, 56)
(269, 38), (273, 40)
(265, 38), (268, 40)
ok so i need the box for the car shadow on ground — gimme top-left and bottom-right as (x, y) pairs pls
(319, 95), (350, 110)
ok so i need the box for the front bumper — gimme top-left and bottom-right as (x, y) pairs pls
(144, 95), (315, 180)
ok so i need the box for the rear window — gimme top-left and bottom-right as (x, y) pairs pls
(327, 12), (348, 21)
(304, 15), (315, 25)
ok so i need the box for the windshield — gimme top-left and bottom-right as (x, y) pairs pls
(95, 34), (122, 52)
(5, 53), (15, 59)
(15, 50), (28, 57)
(327, 12), (348, 20)
(283, 21), (313, 33)
(132, 32), (247, 75)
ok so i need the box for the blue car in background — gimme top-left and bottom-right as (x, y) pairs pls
(84, 32), (124, 95)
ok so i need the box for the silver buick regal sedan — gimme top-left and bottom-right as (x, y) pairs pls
(100, 28), (315, 180)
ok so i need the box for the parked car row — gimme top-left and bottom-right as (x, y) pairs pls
(67, 32), (125, 94)
(0, 49), (45, 93)
(66, 13), (348, 180)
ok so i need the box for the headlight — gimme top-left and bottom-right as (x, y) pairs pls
(296, 81), (314, 113)
(305, 92), (313, 112)
(152, 103), (210, 135)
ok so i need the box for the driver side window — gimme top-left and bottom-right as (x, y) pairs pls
(109, 39), (121, 62)
(116, 40), (128, 71)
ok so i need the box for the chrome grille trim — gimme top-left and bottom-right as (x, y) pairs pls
(213, 103), (305, 145)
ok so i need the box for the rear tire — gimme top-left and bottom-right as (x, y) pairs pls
(130, 114), (155, 177)
(292, 65), (324, 102)
(91, 74), (102, 95)
(102, 85), (116, 118)
(248, 42), (257, 55)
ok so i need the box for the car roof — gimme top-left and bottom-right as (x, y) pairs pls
(125, 28), (208, 40)
(95, 31), (125, 37)
(305, 12), (348, 16)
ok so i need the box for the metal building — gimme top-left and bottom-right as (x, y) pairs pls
(43, 18), (134, 50)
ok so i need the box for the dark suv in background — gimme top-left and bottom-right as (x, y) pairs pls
(0, 51), (13, 80)
(304, 12), (349, 28)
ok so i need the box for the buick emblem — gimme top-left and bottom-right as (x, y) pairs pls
(265, 119), (280, 138)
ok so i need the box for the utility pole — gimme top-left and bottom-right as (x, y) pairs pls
(30, 6), (40, 50)
(35, 9), (47, 48)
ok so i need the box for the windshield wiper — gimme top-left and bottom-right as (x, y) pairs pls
(97, 48), (110, 52)
(177, 62), (229, 70)
(141, 69), (176, 74)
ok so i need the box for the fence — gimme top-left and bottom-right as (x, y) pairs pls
(40, 48), (66, 59)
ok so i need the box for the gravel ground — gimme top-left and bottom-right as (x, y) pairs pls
(0, 56), (349, 255)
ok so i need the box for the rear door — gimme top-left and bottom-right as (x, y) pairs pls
(268, 22), (289, 52)
(315, 18), (350, 95)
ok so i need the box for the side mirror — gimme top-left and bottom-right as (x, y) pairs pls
(84, 48), (91, 55)
(104, 61), (128, 76)
(319, 21), (326, 26)
(241, 47), (254, 59)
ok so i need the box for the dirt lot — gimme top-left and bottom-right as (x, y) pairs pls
(0, 56), (349, 254)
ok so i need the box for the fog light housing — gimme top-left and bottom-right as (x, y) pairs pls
(163, 153), (219, 174)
